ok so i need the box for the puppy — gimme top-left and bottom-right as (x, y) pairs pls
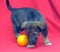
(6, 0), (52, 48)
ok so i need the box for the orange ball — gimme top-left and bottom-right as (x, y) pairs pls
(17, 35), (28, 46)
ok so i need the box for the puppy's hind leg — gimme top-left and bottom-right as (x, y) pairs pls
(12, 15), (23, 39)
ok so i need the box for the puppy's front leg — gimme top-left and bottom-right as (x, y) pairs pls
(26, 26), (39, 48)
(42, 25), (52, 45)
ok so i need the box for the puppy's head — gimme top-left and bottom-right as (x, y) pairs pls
(21, 22), (42, 35)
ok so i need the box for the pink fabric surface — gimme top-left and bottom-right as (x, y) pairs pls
(0, 0), (60, 52)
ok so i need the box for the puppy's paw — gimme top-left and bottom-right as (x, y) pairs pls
(44, 41), (52, 46)
(27, 44), (35, 48)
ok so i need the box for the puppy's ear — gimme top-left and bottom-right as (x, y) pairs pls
(37, 22), (42, 26)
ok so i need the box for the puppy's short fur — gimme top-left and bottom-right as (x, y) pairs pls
(6, 0), (51, 48)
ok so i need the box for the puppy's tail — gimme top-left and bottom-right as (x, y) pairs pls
(6, 0), (16, 11)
